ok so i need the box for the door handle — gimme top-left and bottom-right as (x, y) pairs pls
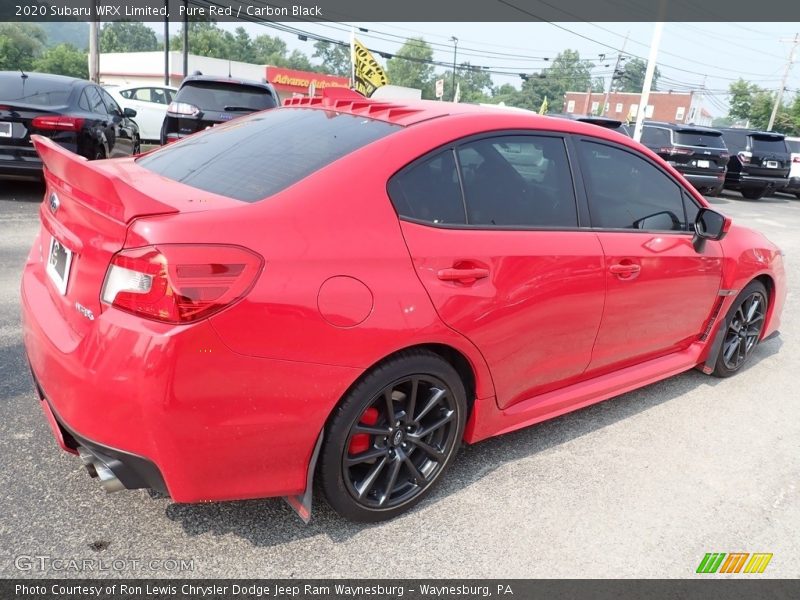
(609, 262), (641, 279)
(437, 267), (490, 283)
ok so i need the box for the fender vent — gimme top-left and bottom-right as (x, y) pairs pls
(699, 296), (726, 341)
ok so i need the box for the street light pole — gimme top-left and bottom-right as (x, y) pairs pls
(450, 36), (458, 102)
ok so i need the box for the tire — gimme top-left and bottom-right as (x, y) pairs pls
(741, 188), (766, 200)
(93, 146), (106, 161)
(318, 350), (467, 522)
(711, 280), (768, 378)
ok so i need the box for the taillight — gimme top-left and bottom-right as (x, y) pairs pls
(101, 245), (263, 324)
(720, 152), (730, 160)
(167, 101), (200, 116)
(737, 151), (752, 164)
(32, 115), (85, 131)
(659, 146), (693, 156)
(792, 156), (800, 163)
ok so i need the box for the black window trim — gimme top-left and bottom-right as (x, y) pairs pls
(387, 129), (589, 232)
(571, 134), (702, 236)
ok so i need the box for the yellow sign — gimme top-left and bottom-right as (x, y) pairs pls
(353, 38), (388, 97)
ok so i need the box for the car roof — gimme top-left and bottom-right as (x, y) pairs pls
(717, 127), (785, 138)
(180, 75), (272, 89)
(282, 92), (639, 140)
(0, 71), (85, 87)
(644, 121), (723, 134)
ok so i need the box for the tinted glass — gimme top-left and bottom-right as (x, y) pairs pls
(641, 127), (670, 147)
(78, 90), (90, 111)
(674, 130), (726, 148)
(721, 130), (747, 151)
(0, 74), (72, 106)
(457, 135), (577, 227)
(99, 88), (121, 114)
(175, 81), (277, 112)
(138, 108), (399, 202)
(751, 136), (788, 153)
(786, 139), (800, 153)
(388, 151), (466, 225)
(578, 141), (686, 231)
(682, 191), (700, 226)
(84, 86), (107, 114)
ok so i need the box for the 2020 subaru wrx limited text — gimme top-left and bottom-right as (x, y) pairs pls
(21, 90), (786, 522)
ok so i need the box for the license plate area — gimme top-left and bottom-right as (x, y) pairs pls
(46, 234), (73, 295)
(696, 159), (710, 168)
(0, 122), (11, 138)
(766, 160), (779, 168)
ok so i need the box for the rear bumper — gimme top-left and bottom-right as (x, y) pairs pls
(21, 256), (362, 503)
(682, 173), (725, 191)
(724, 173), (788, 190)
(779, 176), (800, 193)
(0, 156), (43, 179)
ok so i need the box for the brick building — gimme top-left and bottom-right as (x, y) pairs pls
(562, 90), (712, 126)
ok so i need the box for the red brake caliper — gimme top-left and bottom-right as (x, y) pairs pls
(348, 407), (379, 455)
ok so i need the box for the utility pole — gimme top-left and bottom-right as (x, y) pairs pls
(88, 0), (99, 83)
(450, 36), (458, 102)
(602, 31), (629, 116)
(163, 1), (169, 85)
(633, 21), (664, 142)
(768, 33), (799, 131)
(182, 0), (189, 78)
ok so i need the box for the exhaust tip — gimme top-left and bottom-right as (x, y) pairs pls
(77, 446), (125, 493)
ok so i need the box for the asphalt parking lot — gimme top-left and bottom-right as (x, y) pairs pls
(0, 180), (797, 579)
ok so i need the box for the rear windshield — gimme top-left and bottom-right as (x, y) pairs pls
(175, 81), (277, 112)
(674, 131), (726, 148)
(786, 139), (800, 153)
(0, 75), (72, 106)
(138, 108), (400, 202)
(751, 135), (788, 153)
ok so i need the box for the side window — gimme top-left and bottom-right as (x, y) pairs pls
(578, 140), (686, 232)
(682, 191), (700, 229)
(151, 87), (169, 105)
(132, 88), (152, 102)
(84, 86), (107, 114)
(119, 89), (133, 99)
(387, 150), (466, 225)
(99, 88), (121, 115)
(78, 89), (91, 111)
(457, 135), (577, 228)
(641, 127), (670, 148)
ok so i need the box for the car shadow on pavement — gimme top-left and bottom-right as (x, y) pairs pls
(163, 335), (783, 546)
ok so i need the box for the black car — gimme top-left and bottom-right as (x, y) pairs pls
(639, 122), (729, 196)
(718, 128), (791, 199)
(160, 74), (278, 144)
(553, 113), (632, 136)
(0, 71), (140, 180)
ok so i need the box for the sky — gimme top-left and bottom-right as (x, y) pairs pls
(162, 21), (800, 117)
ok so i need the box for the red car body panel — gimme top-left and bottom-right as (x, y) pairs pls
(21, 96), (786, 505)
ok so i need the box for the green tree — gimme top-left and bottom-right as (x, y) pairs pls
(386, 37), (435, 98)
(615, 57), (660, 93)
(726, 78), (793, 131)
(171, 22), (235, 60)
(440, 62), (494, 103)
(33, 43), (88, 79)
(284, 50), (313, 71)
(230, 26), (255, 63)
(313, 40), (350, 77)
(99, 22), (158, 53)
(728, 78), (759, 122)
(489, 83), (526, 108)
(519, 49), (598, 112)
(252, 34), (288, 65)
(0, 23), (46, 72)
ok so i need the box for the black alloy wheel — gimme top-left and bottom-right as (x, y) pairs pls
(713, 281), (768, 377)
(319, 351), (466, 522)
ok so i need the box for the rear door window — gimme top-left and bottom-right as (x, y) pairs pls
(176, 81), (277, 112)
(456, 135), (578, 227)
(640, 127), (670, 147)
(751, 135), (788, 153)
(84, 86), (108, 114)
(786, 139), (800, 153)
(674, 131), (726, 148)
(138, 108), (399, 202)
(387, 150), (466, 225)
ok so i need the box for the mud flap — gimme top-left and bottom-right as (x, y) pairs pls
(701, 322), (727, 374)
(283, 430), (323, 523)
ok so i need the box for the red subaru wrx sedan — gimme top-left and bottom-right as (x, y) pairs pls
(21, 91), (786, 522)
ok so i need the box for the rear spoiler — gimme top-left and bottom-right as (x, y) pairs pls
(32, 135), (178, 223)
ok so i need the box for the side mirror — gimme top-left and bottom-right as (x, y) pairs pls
(123, 107), (137, 118)
(693, 208), (731, 252)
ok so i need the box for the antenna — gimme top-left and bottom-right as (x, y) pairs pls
(19, 68), (28, 79)
(228, 60), (232, 78)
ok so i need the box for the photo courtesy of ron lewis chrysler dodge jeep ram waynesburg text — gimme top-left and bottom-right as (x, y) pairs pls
(21, 90), (785, 523)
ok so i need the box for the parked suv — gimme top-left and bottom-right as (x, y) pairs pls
(160, 74), (278, 144)
(779, 135), (800, 198)
(639, 122), (729, 196)
(718, 128), (790, 199)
